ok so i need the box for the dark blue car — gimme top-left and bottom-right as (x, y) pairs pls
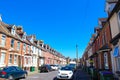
(40, 64), (52, 72)
(0, 66), (27, 80)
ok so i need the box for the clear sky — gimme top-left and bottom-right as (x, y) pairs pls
(0, 0), (107, 59)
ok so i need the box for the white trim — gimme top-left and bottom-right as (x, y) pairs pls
(9, 52), (13, 54)
(117, 57), (120, 71)
(1, 50), (7, 53)
(14, 53), (21, 55)
(97, 49), (110, 53)
(0, 64), (6, 67)
(117, 10), (120, 31)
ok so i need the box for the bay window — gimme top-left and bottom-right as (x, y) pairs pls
(17, 42), (20, 50)
(0, 52), (5, 64)
(1, 35), (6, 47)
(11, 39), (14, 48)
(9, 54), (12, 64)
(14, 55), (17, 64)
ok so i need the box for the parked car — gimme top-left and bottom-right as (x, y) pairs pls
(50, 64), (59, 70)
(40, 64), (52, 72)
(57, 66), (74, 80)
(0, 66), (27, 80)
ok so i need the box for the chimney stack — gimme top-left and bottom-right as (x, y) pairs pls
(0, 14), (2, 21)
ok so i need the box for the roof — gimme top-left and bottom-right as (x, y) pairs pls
(106, 0), (118, 3)
(107, 0), (120, 21)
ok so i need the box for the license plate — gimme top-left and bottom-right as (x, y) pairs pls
(61, 76), (67, 78)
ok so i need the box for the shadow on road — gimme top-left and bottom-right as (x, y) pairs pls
(53, 77), (57, 80)
(53, 77), (73, 80)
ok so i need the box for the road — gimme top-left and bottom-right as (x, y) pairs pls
(20, 69), (91, 80)
(21, 71), (58, 80)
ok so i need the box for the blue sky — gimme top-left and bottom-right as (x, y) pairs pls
(0, 0), (107, 58)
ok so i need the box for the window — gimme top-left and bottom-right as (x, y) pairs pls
(11, 27), (15, 35)
(104, 53), (109, 69)
(118, 11), (120, 27)
(1, 35), (6, 47)
(14, 55), (17, 64)
(0, 52), (5, 64)
(109, 3), (116, 13)
(28, 46), (31, 53)
(28, 57), (31, 65)
(33, 56), (36, 64)
(23, 43), (26, 51)
(117, 58), (120, 71)
(22, 33), (26, 40)
(9, 54), (12, 64)
(11, 39), (14, 48)
(17, 42), (20, 50)
(25, 57), (28, 65)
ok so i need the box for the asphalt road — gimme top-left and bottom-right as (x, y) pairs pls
(21, 71), (58, 80)
(20, 69), (91, 80)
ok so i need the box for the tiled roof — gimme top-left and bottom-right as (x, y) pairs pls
(106, 0), (118, 3)
(0, 21), (23, 42)
(0, 22), (11, 36)
(98, 18), (107, 22)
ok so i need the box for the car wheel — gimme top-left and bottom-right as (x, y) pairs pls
(24, 73), (27, 78)
(8, 75), (14, 80)
(47, 69), (49, 72)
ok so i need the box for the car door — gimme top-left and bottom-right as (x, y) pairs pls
(8, 67), (19, 79)
(15, 67), (24, 78)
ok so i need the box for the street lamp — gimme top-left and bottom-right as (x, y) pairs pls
(76, 44), (78, 66)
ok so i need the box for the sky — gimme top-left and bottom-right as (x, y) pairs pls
(0, 0), (107, 59)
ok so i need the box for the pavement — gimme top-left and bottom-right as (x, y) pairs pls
(27, 70), (39, 76)
(73, 69), (91, 80)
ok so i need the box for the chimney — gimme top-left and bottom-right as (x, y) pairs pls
(0, 14), (2, 21)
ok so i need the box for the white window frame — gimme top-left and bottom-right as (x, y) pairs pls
(28, 45), (30, 53)
(11, 26), (16, 35)
(23, 43), (26, 51)
(117, 10), (120, 30)
(9, 54), (12, 64)
(17, 42), (20, 50)
(117, 57), (120, 71)
(11, 39), (14, 48)
(115, 45), (120, 71)
(1, 34), (6, 47)
(14, 55), (18, 64)
(0, 52), (6, 64)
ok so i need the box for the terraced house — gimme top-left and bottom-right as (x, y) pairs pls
(0, 16), (67, 72)
(82, 0), (120, 79)
(106, 0), (120, 79)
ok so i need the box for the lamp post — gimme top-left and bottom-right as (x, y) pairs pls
(76, 44), (78, 67)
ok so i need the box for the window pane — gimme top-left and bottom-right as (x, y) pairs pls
(9, 54), (12, 63)
(119, 12), (120, 19)
(0, 53), (5, 64)
(117, 58), (120, 71)
(17, 42), (20, 50)
(14, 55), (17, 64)
(1, 35), (6, 47)
(11, 39), (14, 47)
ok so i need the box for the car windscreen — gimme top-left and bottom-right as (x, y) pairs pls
(69, 64), (76, 68)
(60, 67), (73, 71)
